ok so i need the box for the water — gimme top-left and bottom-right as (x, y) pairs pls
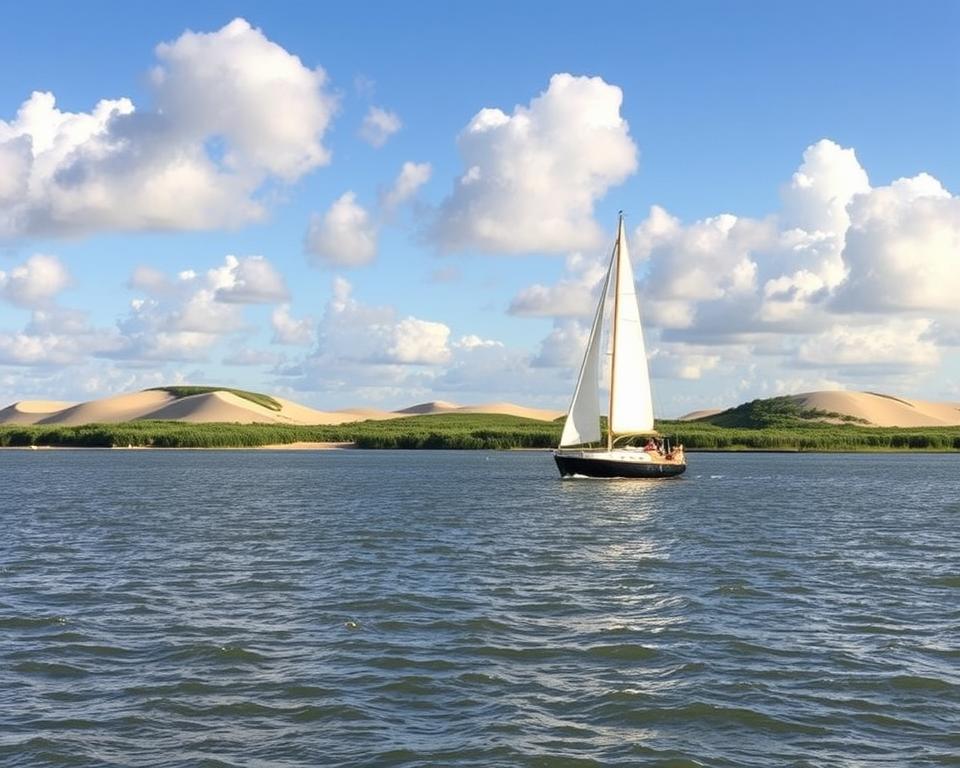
(1, 450), (958, 767)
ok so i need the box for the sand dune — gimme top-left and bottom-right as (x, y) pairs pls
(394, 400), (461, 415)
(0, 400), (77, 425)
(678, 408), (724, 422)
(0, 388), (564, 426)
(392, 400), (562, 420)
(7, 387), (957, 429)
(680, 390), (960, 427)
(146, 392), (373, 426)
(452, 402), (565, 421)
(272, 397), (364, 425)
(333, 406), (401, 421)
(143, 391), (291, 424)
(794, 391), (960, 427)
(37, 391), (176, 426)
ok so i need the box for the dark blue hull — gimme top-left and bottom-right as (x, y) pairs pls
(554, 454), (687, 479)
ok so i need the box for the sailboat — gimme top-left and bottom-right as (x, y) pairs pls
(553, 213), (686, 479)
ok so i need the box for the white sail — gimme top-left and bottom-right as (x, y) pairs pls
(559, 247), (613, 447)
(609, 218), (655, 435)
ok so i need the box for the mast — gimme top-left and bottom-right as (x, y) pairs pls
(607, 212), (624, 451)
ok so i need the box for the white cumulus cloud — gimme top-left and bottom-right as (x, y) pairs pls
(510, 137), (957, 392)
(305, 192), (378, 267)
(360, 106), (401, 148)
(0, 254), (71, 307)
(832, 174), (960, 313)
(111, 253), (291, 362)
(271, 304), (315, 346)
(0, 18), (337, 237)
(432, 73), (637, 254)
(212, 255), (289, 304)
(797, 319), (939, 371)
(320, 277), (450, 365)
(509, 252), (606, 317)
(382, 161), (432, 212)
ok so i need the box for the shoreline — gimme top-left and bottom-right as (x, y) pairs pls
(1, 442), (357, 451)
(4, 445), (960, 454)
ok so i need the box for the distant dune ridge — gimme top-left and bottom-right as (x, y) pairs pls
(0, 389), (564, 426)
(394, 401), (564, 421)
(5, 388), (959, 428)
(680, 391), (960, 428)
(0, 400), (77, 425)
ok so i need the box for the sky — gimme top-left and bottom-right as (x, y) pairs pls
(0, 1), (957, 415)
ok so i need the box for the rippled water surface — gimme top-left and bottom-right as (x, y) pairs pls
(2, 450), (959, 767)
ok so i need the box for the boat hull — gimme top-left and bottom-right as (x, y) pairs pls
(554, 452), (686, 479)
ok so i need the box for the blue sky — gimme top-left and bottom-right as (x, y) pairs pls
(0, 1), (957, 414)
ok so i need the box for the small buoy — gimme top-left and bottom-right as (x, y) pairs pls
(344, 619), (360, 630)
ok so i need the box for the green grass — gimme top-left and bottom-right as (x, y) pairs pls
(3, 411), (960, 451)
(701, 396), (869, 428)
(0, 413), (560, 449)
(658, 419), (960, 452)
(147, 386), (282, 412)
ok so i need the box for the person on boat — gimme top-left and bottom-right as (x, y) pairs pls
(643, 438), (658, 452)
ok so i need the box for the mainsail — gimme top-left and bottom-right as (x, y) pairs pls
(608, 217), (655, 435)
(558, 214), (654, 448)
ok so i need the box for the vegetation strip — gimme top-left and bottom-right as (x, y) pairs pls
(3, 412), (960, 450)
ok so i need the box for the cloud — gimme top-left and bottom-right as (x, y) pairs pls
(276, 278), (459, 398)
(306, 162), (430, 267)
(271, 304), (315, 346)
(431, 73), (637, 254)
(781, 139), (870, 237)
(797, 319), (939, 371)
(211, 255), (289, 304)
(0, 363), (184, 403)
(382, 161), (432, 212)
(0, 333), (90, 366)
(360, 106), (401, 148)
(305, 192), (378, 267)
(110, 253), (292, 362)
(319, 277), (451, 365)
(832, 174), (960, 313)
(454, 335), (503, 350)
(627, 139), (958, 344)
(507, 137), (957, 396)
(634, 207), (772, 332)
(431, 341), (571, 401)
(0, 307), (114, 366)
(128, 265), (176, 296)
(0, 253), (70, 306)
(0, 18), (337, 237)
(109, 295), (230, 362)
(531, 319), (591, 368)
(509, 252), (605, 317)
(648, 346), (722, 381)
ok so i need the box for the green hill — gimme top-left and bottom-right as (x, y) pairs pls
(696, 396), (869, 428)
